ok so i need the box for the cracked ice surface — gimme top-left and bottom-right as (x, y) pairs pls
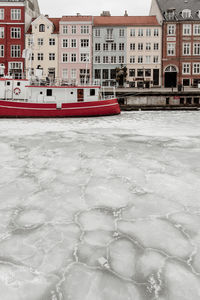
(0, 111), (200, 299)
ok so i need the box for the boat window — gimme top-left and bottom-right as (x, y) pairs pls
(17, 82), (20, 86)
(90, 89), (95, 96)
(40, 91), (43, 94)
(71, 92), (73, 94)
(6, 81), (10, 86)
(47, 89), (52, 96)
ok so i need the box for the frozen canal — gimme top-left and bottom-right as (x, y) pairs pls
(0, 111), (200, 300)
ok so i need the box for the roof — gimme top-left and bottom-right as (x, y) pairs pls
(26, 17), (61, 34)
(93, 16), (160, 26)
(156, 0), (200, 20)
(61, 16), (93, 22)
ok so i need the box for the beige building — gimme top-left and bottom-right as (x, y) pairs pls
(25, 15), (60, 80)
(126, 17), (162, 88)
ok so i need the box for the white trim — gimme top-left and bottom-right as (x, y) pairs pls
(0, 3), (24, 6)
(0, 22), (24, 25)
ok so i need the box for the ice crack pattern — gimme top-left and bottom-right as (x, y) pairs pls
(0, 111), (200, 299)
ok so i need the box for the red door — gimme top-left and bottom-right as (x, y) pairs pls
(77, 89), (84, 102)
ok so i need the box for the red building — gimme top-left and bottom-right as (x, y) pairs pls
(150, 0), (200, 88)
(0, 0), (40, 78)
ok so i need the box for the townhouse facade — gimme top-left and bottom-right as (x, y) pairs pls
(59, 16), (93, 85)
(0, 0), (40, 78)
(126, 17), (162, 88)
(25, 15), (60, 80)
(93, 17), (127, 86)
(150, 0), (200, 88)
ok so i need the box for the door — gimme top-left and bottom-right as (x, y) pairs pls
(153, 69), (159, 86)
(77, 89), (84, 102)
(165, 72), (177, 88)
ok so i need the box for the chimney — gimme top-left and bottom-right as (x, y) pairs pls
(124, 10), (128, 16)
(101, 11), (111, 17)
(76, 13), (81, 16)
(44, 14), (49, 18)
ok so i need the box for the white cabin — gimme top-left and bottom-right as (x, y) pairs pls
(0, 79), (28, 100)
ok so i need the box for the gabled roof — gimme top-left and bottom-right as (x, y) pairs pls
(26, 16), (61, 34)
(156, 0), (200, 20)
(93, 16), (160, 26)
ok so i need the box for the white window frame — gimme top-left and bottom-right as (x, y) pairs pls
(11, 9), (21, 21)
(182, 63), (190, 74)
(183, 24), (191, 36)
(0, 9), (4, 20)
(0, 45), (4, 57)
(183, 43), (191, 55)
(62, 39), (68, 48)
(130, 55), (135, 63)
(11, 28), (21, 39)
(71, 39), (77, 48)
(167, 43), (176, 56)
(80, 39), (89, 48)
(71, 25), (76, 34)
(0, 27), (4, 39)
(62, 69), (68, 79)
(193, 43), (200, 55)
(193, 24), (200, 35)
(62, 26), (68, 34)
(11, 45), (20, 58)
(49, 38), (55, 46)
(37, 38), (44, 46)
(193, 63), (200, 74)
(49, 53), (55, 61)
(81, 25), (89, 34)
(167, 24), (176, 36)
(71, 53), (77, 62)
(62, 53), (68, 62)
(37, 53), (44, 61)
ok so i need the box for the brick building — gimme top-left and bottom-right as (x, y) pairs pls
(0, 0), (40, 78)
(150, 0), (200, 88)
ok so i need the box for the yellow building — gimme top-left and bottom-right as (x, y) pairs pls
(25, 15), (60, 80)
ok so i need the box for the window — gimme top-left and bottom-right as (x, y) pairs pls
(110, 69), (116, 79)
(146, 43), (151, 50)
(146, 29), (151, 36)
(49, 53), (55, 60)
(119, 43), (124, 51)
(153, 56), (159, 63)
(0, 45), (4, 57)
(154, 43), (159, 50)
(167, 24), (176, 35)
(103, 69), (109, 79)
(111, 56), (116, 63)
(39, 24), (45, 32)
(38, 38), (43, 46)
(130, 56), (135, 63)
(182, 9), (191, 19)
(154, 29), (159, 36)
(95, 29), (100, 37)
(138, 56), (143, 63)
(103, 43), (108, 51)
(107, 29), (113, 39)
(11, 45), (20, 57)
(11, 9), (21, 20)
(0, 9), (4, 20)
(72, 25), (76, 34)
(182, 63), (190, 74)
(11, 28), (21, 39)
(71, 69), (76, 79)
(37, 53), (44, 60)
(63, 26), (68, 34)
(71, 39), (77, 48)
(71, 53), (77, 62)
(138, 43), (143, 50)
(0, 28), (4, 39)
(49, 38), (55, 46)
(103, 56), (109, 63)
(62, 69), (68, 78)
(193, 43), (200, 55)
(47, 89), (52, 96)
(137, 69), (144, 77)
(183, 24), (191, 35)
(62, 39), (68, 48)
(111, 43), (116, 51)
(119, 56), (124, 64)
(62, 53), (68, 62)
(28, 37), (33, 46)
(94, 56), (100, 63)
(146, 56), (151, 63)
(129, 69), (135, 77)
(130, 29), (135, 37)
(119, 29), (125, 37)
(95, 43), (100, 51)
(90, 89), (95, 96)
(183, 43), (191, 55)
(95, 69), (101, 79)
(138, 29), (143, 36)
(130, 43), (135, 50)
(81, 39), (89, 47)
(81, 25), (89, 34)
(145, 69), (151, 77)
(80, 53), (89, 62)
(193, 63), (200, 74)
(194, 24), (200, 35)
(167, 43), (175, 56)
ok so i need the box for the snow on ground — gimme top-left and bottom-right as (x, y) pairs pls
(0, 111), (200, 299)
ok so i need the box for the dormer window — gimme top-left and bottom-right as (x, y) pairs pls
(39, 24), (45, 32)
(165, 9), (176, 20)
(197, 10), (200, 18)
(182, 9), (192, 19)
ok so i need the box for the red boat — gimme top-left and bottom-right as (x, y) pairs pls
(0, 79), (120, 118)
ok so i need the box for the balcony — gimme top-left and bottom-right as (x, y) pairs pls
(106, 35), (114, 42)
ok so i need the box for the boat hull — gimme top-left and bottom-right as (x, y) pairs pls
(0, 98), (120, 118)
